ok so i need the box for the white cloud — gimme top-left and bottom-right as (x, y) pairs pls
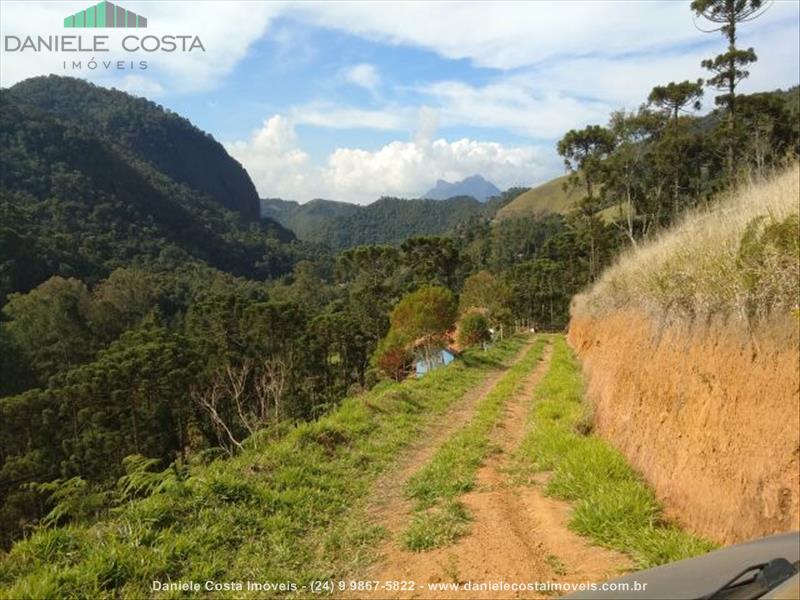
(325, 137), (555, 203)
(285, 0), (798, 138)
(343, 63), (381, 93)
(4, 0), (796, 206)
(290, 102), (411, 130)
(412, 17), (800, 138)
(2, 0), (795, 101)
(286, 1), (796, 70)
(414, 106), (440, 145)
(422, 80), (614, 139)
(116, 74), (164, 97)
(224, 115), (318, 200)
(224, 114), (557, 204)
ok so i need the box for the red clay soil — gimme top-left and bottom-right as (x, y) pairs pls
(568, 310), (800, 545)
(352, 340), (631, 599)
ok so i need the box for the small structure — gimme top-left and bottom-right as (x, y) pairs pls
(412, 329), (461, 378)
(415, 347), (457, 377)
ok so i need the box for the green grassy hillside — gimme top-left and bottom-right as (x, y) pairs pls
(0, 339), (526, 599)
(494, 174), (579, 222)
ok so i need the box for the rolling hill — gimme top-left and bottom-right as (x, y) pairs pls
(494, 173), (579, 221)
(261, 197), (361, 241)
(262, 195), (503, 249)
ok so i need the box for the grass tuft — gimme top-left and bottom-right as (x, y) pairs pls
(403, 501), (471, 551)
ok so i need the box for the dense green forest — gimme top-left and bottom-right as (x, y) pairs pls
(260, 191), (523, 250)
(0, 0), (798, 561)
(261, 198), (361, 241)
(8, 76), (263, 221)
(0, 84), (299, 304)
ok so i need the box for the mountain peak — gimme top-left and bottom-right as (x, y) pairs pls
(423, 174), (500, 202)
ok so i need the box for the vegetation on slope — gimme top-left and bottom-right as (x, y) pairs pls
(0, 88), (296, 303)
(1, 1), (797, 585)
(0, 220), (580, 548)
(512, 337), (714, 568)
(575, 166), (800, 322)
(494, 174), (579, 222)
(8, 76), (262, 221)
(0, 339), (525, 599)
(263, 196), (500, 250)
(260, 188), (529, 250)
(260, 198), (360, 242)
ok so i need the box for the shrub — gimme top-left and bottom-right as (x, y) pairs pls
(373, 330), (412, 380)
(457, 312), (491, 348)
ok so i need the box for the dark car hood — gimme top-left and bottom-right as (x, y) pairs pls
(564, 532), (800, 599)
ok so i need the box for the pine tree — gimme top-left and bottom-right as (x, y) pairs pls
(692, 0), (769, 178)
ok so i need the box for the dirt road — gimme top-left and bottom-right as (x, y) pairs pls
(350, 338), (631, 599)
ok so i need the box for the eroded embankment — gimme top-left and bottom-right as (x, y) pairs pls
(568, 310), (799, 545)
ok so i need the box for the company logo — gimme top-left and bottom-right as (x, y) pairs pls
(3, 1), (205, 75)
(64, 1), (147, 29)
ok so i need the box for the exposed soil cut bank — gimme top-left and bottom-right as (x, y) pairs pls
(568, 310), (800, 544)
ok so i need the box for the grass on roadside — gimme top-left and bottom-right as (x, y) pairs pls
(512, 336), (715, 569)
(0, 338), (527, 600)
(577, 165), (799, 322)
(402, 337), (547, 551)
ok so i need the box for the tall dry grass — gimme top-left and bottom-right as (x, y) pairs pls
(575, 165), (800, 323)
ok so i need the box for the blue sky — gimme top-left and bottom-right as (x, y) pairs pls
(1, 1), (799, 203)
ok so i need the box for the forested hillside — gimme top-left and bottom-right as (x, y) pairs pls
(1, 69), (796, 550)
(261, 191), (526, 249)
(260, 198), (361, 242)
(316, 196), (495, 249)
(498, 85), (799, 226)
(0, 96), (295, 302)
(7, 76), (262, 221)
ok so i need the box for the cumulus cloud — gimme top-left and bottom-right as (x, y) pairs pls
(225, 114), (556, 204)
(325, 137), (555, 203)
(224, 115), (318, 200)
(6, 0), (795, 205)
